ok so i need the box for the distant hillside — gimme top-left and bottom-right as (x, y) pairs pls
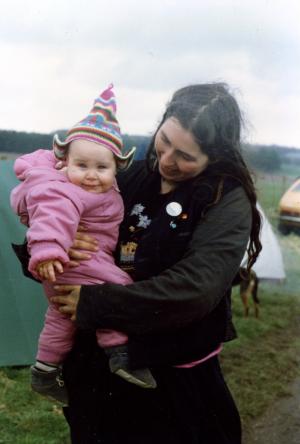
(0, 129), (300, 172)
(0, 130), (53, 153)
(243, 143), (300, 173)
(0, 129), (150, 161)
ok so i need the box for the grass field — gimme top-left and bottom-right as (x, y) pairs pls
(223, 164), (300, 431)
(0, 367), (69, 444)
(223, 271), (300, 424)
(1, 164), (300, 443)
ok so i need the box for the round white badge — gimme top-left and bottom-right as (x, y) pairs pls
(166, 202), (182, 217)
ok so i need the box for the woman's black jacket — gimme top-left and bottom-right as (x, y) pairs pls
(76, 161), (252, 369)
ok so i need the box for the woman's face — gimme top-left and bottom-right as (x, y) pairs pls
(155, 117), (209, 183)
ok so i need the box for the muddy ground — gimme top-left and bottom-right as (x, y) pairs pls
(244, 375), (300, 444)
(242, 233), (300, 444)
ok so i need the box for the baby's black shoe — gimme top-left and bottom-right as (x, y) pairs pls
(31, 365), (68, 404)
(107, 347), (157, 389)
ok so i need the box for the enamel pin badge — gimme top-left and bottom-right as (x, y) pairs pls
(166, 202), (182, 217)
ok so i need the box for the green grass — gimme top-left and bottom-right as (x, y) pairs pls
(222, 217), (300, 431)
(222, 287), (300, 426)
(222, 164), (300, 430)
(0, 368), (69, 444)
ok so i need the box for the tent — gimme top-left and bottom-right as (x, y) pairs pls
(241, 204), (286, 281)
(0, 160), (46, 366)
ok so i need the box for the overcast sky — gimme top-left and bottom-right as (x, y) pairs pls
(1, 0), (300, 148)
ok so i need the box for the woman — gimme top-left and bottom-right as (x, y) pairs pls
(52, 83), (261, 444)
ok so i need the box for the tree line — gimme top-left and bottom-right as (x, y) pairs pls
(0, 129), (300, 172)
(0, 130), (150, 161)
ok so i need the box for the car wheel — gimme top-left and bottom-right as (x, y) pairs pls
(278, 222), (290, 235)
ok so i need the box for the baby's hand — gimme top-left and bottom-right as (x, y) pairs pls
(36, 259), (64, 282)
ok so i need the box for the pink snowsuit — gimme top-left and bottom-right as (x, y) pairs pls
(10, 149), (132, 363)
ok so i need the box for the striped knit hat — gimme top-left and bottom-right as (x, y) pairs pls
(53, 84), (135, 169)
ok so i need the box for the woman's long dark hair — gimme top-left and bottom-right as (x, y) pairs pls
(146, 83), (262, 271)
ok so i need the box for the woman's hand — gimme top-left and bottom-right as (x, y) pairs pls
(51, 285), (81, 321)
(69, 226), (99, 267)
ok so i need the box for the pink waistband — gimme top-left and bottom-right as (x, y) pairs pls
(174, 343), (223, 368)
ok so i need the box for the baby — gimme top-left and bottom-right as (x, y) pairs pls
(10, 85), (157, 404)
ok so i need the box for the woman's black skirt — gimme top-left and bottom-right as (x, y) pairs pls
(63, 332), (241, 444)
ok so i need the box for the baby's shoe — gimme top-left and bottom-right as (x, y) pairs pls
(113, 366), (157, 389)
(31, 365), (68, 404)
(108, 350), (157, 389)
